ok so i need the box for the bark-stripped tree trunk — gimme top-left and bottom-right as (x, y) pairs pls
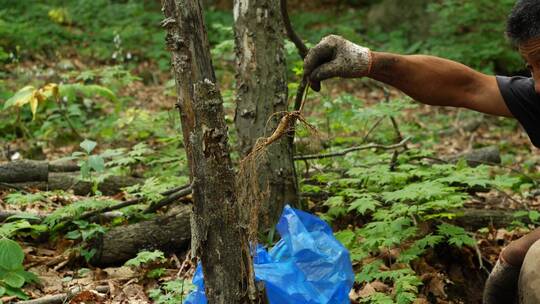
(161, 0), (262, 302)
(233, 0), (298, 229)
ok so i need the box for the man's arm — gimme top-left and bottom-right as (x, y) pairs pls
(369, 52), (513, 117)
(303, 35), (513, 118)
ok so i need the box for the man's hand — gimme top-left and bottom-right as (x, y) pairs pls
(303, 35), (372, 91)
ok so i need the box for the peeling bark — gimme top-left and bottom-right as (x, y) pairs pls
(234, 0), (298, 229)
(161, 0), (262, 302)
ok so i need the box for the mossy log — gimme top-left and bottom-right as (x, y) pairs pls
(90, 205), (191, 266)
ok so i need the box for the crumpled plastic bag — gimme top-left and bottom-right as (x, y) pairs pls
(184, 205), (354, 304)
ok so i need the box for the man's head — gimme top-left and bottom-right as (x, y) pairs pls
(508, 0), (540, 92)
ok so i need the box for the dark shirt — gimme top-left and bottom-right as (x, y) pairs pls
(496, 76), (540, 148)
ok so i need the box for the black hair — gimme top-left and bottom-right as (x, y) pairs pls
(507, 0), (540, 45)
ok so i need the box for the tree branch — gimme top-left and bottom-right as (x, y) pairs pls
(279, 0), (308, 59)
(294, 137), (411, 161)
(78, 184), (191, 220)
(144, 185), (192, 214)
(17, 286), (109, 304)
(279, 0), (310, 113)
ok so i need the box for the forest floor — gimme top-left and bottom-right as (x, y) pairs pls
(2, 57), (540, 303)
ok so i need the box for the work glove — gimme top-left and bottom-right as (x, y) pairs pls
(303, 35), (372, 92)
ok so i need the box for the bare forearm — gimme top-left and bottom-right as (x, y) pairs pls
(368, 52), (497, 110)
(304, 35), (511, 117)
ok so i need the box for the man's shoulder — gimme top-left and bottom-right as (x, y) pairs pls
(496, 76), (540, 148)
(497, 76), (536, 95)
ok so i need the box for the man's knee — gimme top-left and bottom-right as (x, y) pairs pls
(502, 242), (530, 267)
(518, 240), (540, 304)
(502, 228), (540, 266)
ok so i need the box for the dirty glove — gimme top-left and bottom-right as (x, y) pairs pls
(303, 35), (372, 92)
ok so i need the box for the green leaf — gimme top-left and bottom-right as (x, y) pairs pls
(437, 223), (475, 247)
(65, 230), (81, 240)
(4, 284), (29, 300)
(3, 271), (25, 288)
(80, 162), (91, 179)
(3, 86), (35, 110)
(382, 181), (454, 202)
(325, 196), (345, 207)
(81, 248), (97, 262)
(88, 155), (105, 172)
(84, 84), (117, 102)
(125, 250), (165, 267)
(529, 211), (540, 222)
(147, 267), (166, 279)
(0, 285), (5, 296)
(19, 270), (39, 284)
(0, 239), (24, 270)
(80, 139), (97, 154)
(334, 229), (356, 249)
(348, 197), (381, 215)
(5, 213), (42, 222)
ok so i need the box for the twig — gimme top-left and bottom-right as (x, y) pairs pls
(0, 181), (29, 192)
(279, 0), (308, 58)
(382, 87), (407, 149)
(17, 285), (109, 304)
(360, 116), (385, 145)
(144, 186), (192, 214)
(279, 0), (309, 114)
(294, 137), (411, 161)
(57, 96), (83, 140)
(472, 233), (491, 276)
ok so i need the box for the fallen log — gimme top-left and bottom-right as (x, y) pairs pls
(446, 146), (501, 167)
(48, 159), (80, 172)
(0, 160), (48, 183)
(0, 173), (142, 195)
(0, 159), (81, 184)
(451, 208), (532, 231)
(90, 205), (191, 266)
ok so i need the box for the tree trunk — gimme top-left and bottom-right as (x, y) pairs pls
(233, 0), (298, 229)
(161, 0), (262, 302)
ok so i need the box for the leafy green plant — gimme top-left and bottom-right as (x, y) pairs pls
(0, 219), (47, 239)
(0, 238), (39, 300)
(65, 220), (107, 262)
(309, 147), (526, 303)
(125, 250), (167, 279)
(125, 250), (166, 268)
(43, 197), (117, 230)
(76, 139), (105, 179)
(1, 81), (118, 142)
(149, 278), (195, 304)
(5, 192), (46, 205)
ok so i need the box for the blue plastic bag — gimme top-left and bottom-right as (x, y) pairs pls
(184, 205), (354, 304)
